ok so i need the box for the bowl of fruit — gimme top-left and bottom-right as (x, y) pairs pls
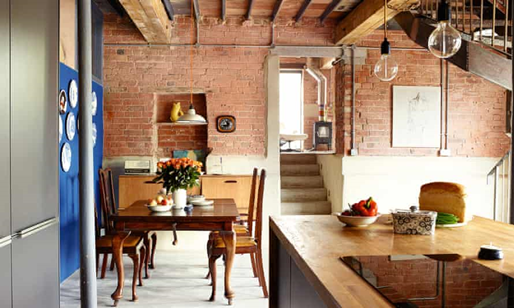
(335, 197), (380, 227)
(147, 195), (173, 212)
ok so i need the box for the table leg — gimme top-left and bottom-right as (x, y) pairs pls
(111, 231), (130, 307)
(220, 230), (236, 305)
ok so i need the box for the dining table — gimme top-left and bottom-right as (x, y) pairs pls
(109, 198), (240, 306)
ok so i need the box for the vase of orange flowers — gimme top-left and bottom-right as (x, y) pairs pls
(153, 158), (202, 209)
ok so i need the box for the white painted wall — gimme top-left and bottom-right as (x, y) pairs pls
(317, 155), (499, 219)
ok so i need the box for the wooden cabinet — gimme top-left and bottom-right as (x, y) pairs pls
(201, 175), (254, 215)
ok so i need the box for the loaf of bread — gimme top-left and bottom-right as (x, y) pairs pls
(419, 182), (467, 223)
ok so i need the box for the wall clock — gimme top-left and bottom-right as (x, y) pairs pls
(216, 115), (236, 133)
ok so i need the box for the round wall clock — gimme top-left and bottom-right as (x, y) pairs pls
(66, 112), (76, 141)
(61, 142), (72, 172)
(91, 91), (98, 116)
(216, 115), (236, 133)
(59, 90), (67, 114)
(68, 79), (78, 108)
(59, 116), (63, 143)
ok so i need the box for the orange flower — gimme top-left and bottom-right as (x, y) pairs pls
(157, 162), (164, 169)
(166, 160), (172, 166)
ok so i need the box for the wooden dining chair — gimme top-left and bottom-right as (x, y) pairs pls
(207, 169), (268, 302)
(99, 168), (158, 279)
(95, 206), (145, 302)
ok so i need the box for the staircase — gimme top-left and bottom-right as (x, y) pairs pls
(280, 154), (332, 215)
(488, 151), (511, 223)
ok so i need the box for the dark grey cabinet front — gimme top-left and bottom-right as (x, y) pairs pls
(10, 0), (59, 231)
(0, 0), (10, 240)
(12, 223), (59, 308)
(0, 243), (12, 308)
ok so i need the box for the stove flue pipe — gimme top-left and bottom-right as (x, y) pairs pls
(305, 59), (328, 122)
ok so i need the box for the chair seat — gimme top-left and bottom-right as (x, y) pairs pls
(96, 235), (143, 249)
(211, 224), (249, 236)
(213, 236), (257, 249)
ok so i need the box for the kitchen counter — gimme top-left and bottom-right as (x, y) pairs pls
(269, 215), (514, 308)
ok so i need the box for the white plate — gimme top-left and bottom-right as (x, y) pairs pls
(59, 116), (63, 143)
(191, 199), (214, 207)
(61, 143), (72, 172)
(66, 112), (76, 141)
(188, 195), (206, 203)
(146, 204), (172, 212)
(92, 122), (97, 148)
(68, 79), (78, 108)
(436, 222), (467, 228)
(91, 91), (97, 116)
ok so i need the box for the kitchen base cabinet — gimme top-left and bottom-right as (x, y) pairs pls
(201, 175), (255, 217)
(0, 244), (12, 308)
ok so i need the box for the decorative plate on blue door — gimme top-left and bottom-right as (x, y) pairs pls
(92, 122), (97, 148)
(68, 79), (78, 108)
(91, 91), (98, 116)
(59, 89), (67, 114)
(61, 143), (72, 172)
(66, 112), (76, 141)
(59, 116), (63, 143)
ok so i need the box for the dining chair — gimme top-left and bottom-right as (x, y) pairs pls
(205, 167), (260, 280)
(99, 168), (158, 278)
(207, 168), (268, 302)
(95, 206), (145, 302)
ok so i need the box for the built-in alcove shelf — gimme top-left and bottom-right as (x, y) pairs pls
(155, 122), (208, 126)
(155, 93), (207, 124)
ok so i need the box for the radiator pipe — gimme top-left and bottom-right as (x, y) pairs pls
(305, 59), (328, 122)
(509, 0), (514, 225)
(445, 60), (449, 150)
(351, 45), (357, 155)
(440, 59), (444, 150)
(78, 0), (97, 307)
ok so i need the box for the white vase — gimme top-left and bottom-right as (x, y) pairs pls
(172, 188), (187, 209)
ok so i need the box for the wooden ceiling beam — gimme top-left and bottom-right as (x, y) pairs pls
(271, 0), (285, 22)
(246, 0), (255, 20)
(334, 0), (419, 45)
(162, 0), (175, 21)
(320, 0), (343, 24)
(119, 0), (172, 43)
(221, 0), (226, 21)
(295, 0), (313, 22)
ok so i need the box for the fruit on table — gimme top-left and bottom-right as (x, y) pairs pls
(342, 197), (378, 217)
(148, 195), (173, 206)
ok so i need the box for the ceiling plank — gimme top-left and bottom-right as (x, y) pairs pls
(294, 0), (313, 22)
(334, 0), (419, 45)
(320, 0), (343, 23)
(246, 0), (255, 20)
(221, 0), (226, 21)
(193, 0), (201, 20)
(271, 0), (285, 22)
(162, 0), (175, 20)
(119, 0), (172, 43)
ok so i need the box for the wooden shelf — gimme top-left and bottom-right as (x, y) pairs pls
(156, 122), (208, 126)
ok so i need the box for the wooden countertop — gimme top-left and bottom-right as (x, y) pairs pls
(119, 174), (251, 178)
(270, 215), (514, 308)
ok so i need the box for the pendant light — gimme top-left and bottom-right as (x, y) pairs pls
(373, 0), (398, 81)
(177, 1), (207, 124)
(428, 0), (462, 58)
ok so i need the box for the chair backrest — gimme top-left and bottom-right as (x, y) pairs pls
(247, 168), (259, 236)
(98, 168), (117, 233)
(253, 169), (266, 247)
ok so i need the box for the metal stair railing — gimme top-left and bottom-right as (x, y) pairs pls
(487, 151), (511, 222)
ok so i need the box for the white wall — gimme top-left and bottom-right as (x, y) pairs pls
(317, 154), (344, 213)
(318, 155), (499, 219)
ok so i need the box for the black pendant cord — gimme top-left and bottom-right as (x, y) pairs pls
(438, 0), (451, 22)
(381, 0), (390, 55)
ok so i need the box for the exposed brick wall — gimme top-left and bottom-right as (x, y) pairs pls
(335, 30), (510, 157)
(103, 15), (335, 158)
(355, 256), (503, 307)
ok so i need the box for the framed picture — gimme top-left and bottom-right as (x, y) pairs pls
(392, 86), (441, 148)
(216, 115), (236, 133)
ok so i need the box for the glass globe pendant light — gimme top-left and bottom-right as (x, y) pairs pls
(428, 0), (462, 58)
(374, 0), (398, 81)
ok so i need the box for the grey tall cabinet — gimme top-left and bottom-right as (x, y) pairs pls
(1, 0), (60, 307)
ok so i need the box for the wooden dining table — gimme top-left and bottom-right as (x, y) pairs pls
(109, 198), (240, 306)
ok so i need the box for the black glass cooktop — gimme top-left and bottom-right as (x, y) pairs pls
(341, 254), (514, 308)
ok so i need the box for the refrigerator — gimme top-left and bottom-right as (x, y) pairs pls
(1, 0), (60, 306)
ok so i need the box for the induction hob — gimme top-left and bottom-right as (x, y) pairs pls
(341, 254), (514, 308)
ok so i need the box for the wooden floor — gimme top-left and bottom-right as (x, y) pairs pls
(60, 250), (268, 307)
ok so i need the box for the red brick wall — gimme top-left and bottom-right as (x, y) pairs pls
(103, 15), (335, 158)
(336, 30), (510, 157)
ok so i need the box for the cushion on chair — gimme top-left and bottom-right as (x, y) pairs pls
(213, 236), (257, 249)
(96, 235), (143, 248)
(210, 224), (249, 236)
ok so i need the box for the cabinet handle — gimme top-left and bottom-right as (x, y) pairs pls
(17, 217), (58, 239)
(0, 235), (11, 248)
(224, 180), (238, 184)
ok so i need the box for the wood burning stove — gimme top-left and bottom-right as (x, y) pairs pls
(313, 121), (332, 150)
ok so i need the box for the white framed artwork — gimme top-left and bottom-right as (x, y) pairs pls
(392, 86), (441, 148)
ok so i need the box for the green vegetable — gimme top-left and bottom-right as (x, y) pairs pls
(436, 212), (459, 225)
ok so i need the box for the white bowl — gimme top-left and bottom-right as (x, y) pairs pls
(335, 213), (380, 227)
(191, 199), (214, 207)
(188, 195), (205, 203)
(147, 204), (172, 212)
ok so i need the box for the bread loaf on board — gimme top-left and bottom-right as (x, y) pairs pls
(419, 182), (467, 223)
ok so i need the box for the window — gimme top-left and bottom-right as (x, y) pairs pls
(279, 71), (303, 139)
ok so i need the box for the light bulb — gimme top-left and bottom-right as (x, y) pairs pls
(428, 21), (462, 58)
(374, 38), (398, 82)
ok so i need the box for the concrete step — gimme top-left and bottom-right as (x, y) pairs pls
(281, 176), (323, 189)
(281, 201), (332, 215)
(280, 154), (317, 165)
(280, 164), (319, 176)
(281, 188), (327, 202)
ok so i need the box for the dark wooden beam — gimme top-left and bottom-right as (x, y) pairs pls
(222, 0), (226, 21)
(320, 0), (343, 23)
(161, 0), (175, 21)
(271, 0), (285, 22)
(105, 0), (125, 16)
(193, 0), (201, 20)
(294, 0), (313, 22)
(246, 0), (255, 20)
